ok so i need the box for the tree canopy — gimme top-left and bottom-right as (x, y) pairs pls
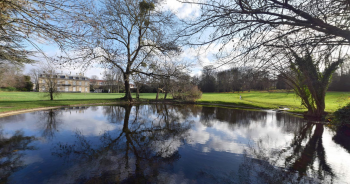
(0, 0), (78, 66)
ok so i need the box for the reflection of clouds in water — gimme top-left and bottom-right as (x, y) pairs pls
(153, 138), (183, 158)
(187, 112), (294, 154)
(59, 117), (119, 136)
(323, 129), (350, 183)
(22, 154), (43, 165)
(0, 109), (119, 137)
(187, 122), (210, 145)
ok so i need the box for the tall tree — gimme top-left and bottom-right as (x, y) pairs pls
(40, 69), (61, 100)
(180, 0), (350, 119)
(62, 0), (180, 101)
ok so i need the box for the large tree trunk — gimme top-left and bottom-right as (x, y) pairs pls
(123, 73), (132, 101)
(164, 92), (168, 99)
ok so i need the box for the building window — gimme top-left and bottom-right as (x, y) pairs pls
(79, 82), (82, 85)
(65, 81), (68, 85)
(79, 87), (82, 92)
(85, 82), (88, 86)
(85, 87), (87, 92)
(99, 82), (102, 85)
(42, 79), (45, 83)
(73, 87), (76, 91)
(73, 81), (76, 85)
(57, 80), (60, 84)
(57, 87), (60, 91)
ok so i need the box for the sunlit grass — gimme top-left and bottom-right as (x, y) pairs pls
(0, 91), (349, 114)
(198, 91), (350, 113)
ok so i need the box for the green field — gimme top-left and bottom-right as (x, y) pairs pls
(0, 91), (349, 114)
(197, 92), (350, 113)
(0, 92), (167, 113)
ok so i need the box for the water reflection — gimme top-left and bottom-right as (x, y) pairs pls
(0, 130), (36, 183)
(0, 105), (349, 183)
(51, 105), (193, 183)
(36, 109), (62, 140)
(241, 122), (334, 183)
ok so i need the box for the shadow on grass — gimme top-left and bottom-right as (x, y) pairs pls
(196, 100), (267, 109)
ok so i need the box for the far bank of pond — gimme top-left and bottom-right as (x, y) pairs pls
(0, 91), (349, 114)
(0, 104), (349, 183)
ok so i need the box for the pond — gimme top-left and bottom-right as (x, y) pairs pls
(0, 105), (349, 184)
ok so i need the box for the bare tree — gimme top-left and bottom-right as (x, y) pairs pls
(40, 69), (60, 100)
(60, 0), (181, 101)
(132, 73), (147, 99)
(0, 63), (25, 89)
(103, 68), (123, 93)
(29, 68), (42, 91)
(89, 75), (99, 92)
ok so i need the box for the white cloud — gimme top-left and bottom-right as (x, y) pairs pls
(159, 0), (201, 19)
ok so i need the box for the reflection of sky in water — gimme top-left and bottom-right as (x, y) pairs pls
(0, 105), (349, 183)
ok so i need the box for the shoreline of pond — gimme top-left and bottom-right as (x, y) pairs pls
(0, 99), (305, 118)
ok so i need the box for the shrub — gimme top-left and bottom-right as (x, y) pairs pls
(0, 87), (17, 91)
(171, 86), (202, 101)
(333, 103), (350, 127)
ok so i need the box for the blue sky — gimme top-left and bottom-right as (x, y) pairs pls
(23, 0), (223, 79)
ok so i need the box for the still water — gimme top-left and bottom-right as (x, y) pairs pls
(0, 105), (349, 184)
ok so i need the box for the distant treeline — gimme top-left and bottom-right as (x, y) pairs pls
(192, 66), (350, 92)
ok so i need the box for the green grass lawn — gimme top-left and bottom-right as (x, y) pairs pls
(0, 92), (168, 113)
(198, 91), (350, 113)
(0, 91), (349, 114)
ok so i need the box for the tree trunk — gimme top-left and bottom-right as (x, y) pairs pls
(164, 92), (168, 100)
(136, 86), (140, 99)
(50, 90), (53, 101)
(156, 88), (159, 100)
(123, 73), (132, 101)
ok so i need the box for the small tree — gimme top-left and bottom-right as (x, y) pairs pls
(41, 70), (60, 100)
(279, 48), (344, 119)
(90, 75), (99, 92)
(169, 74), (202, 101)
(29, 68), (41, 91)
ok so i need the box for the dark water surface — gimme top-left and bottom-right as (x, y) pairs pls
(0, 105), (349, 184)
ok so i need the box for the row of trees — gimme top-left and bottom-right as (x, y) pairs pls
(0, 64), (33, 91)
(195, 66), (349, 93)
(194, 66), (277, 93)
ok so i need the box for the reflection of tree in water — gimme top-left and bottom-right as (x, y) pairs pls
(0, 130), (36, 183)
(37, 109), (62, 140)
(52, 104), (193, 183)
(200, 106), (270, 127)
(332, 126), (350, 154)
(103, 106), (125, 124)
(243, 122), (334, 183)
(196, 120), (335, 183)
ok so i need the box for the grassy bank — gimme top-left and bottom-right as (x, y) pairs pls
(0, 92), (168, 113)
(0, 91), (349, 114)
(198, 91), (350, 113)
